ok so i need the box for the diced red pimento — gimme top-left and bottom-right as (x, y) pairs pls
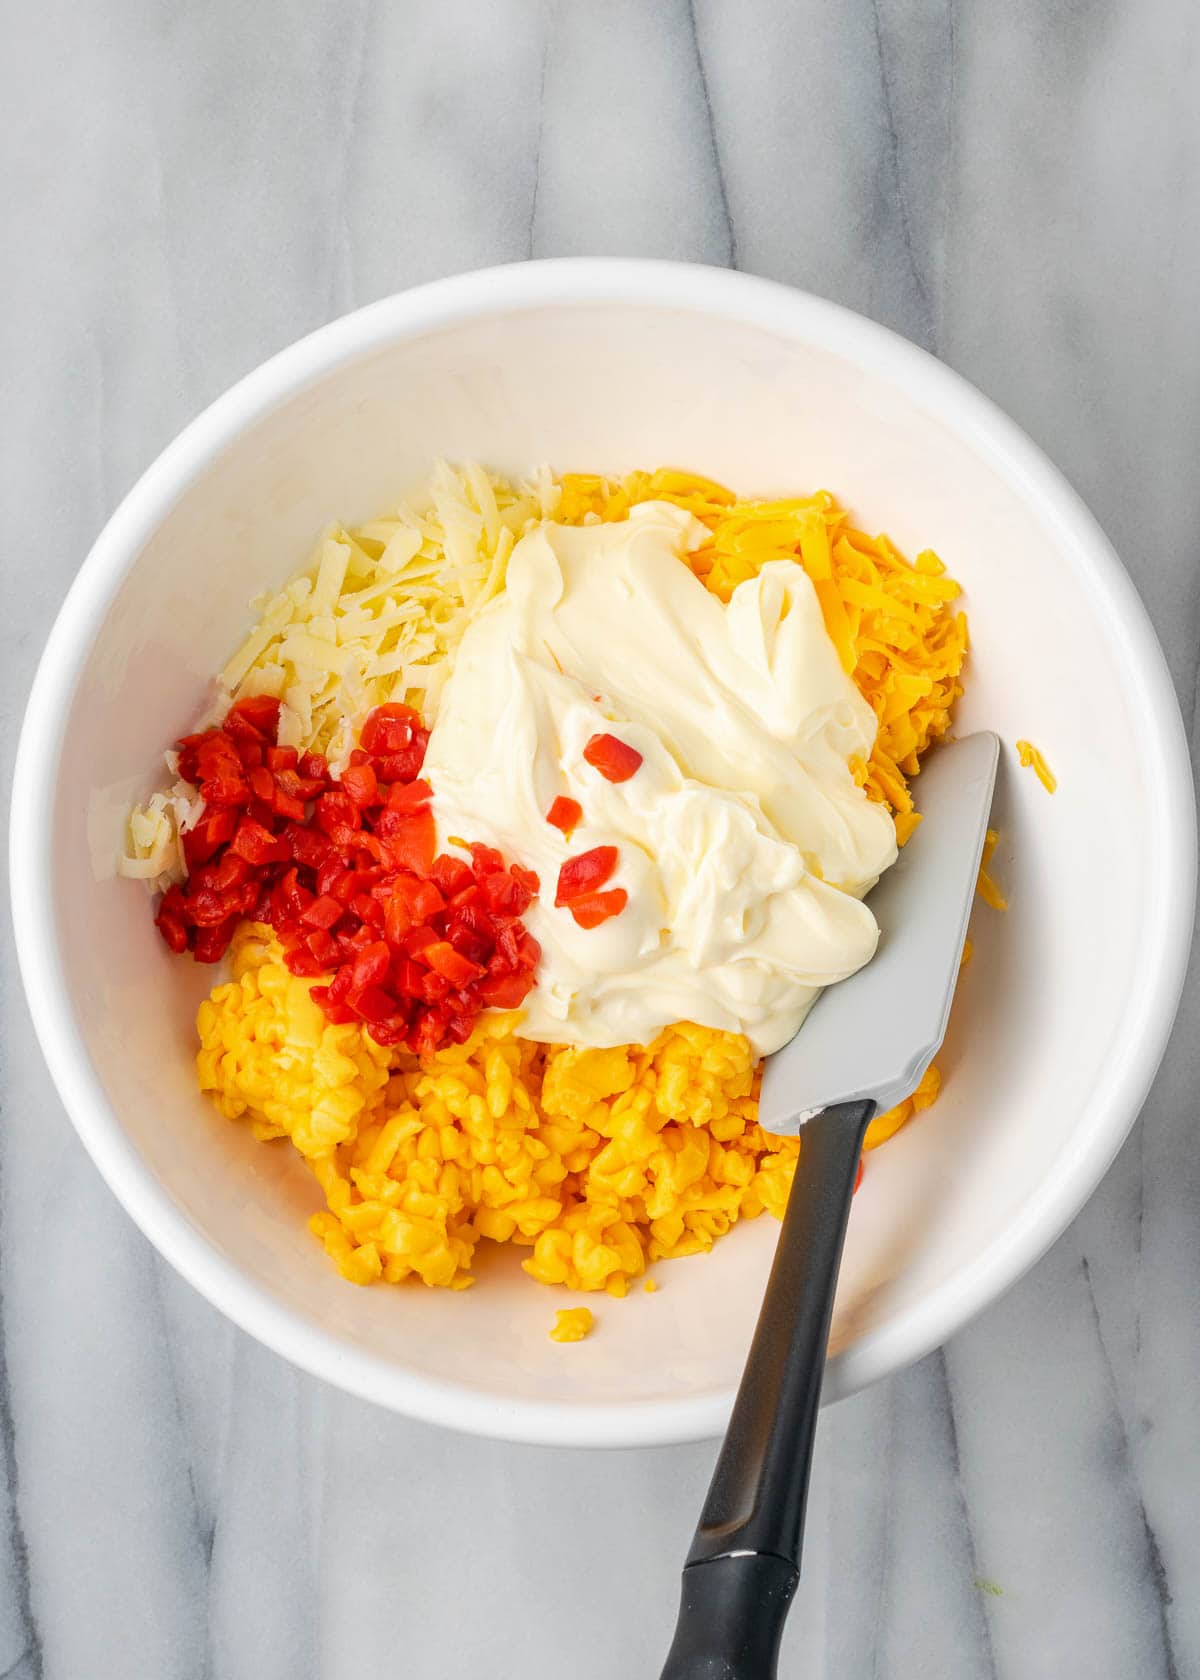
(546, 796), (582, 836)
(554, 845), (617, 907)
(583, 732), (643, 784)
(567, 889), (628, 930)
(553, 843), (629, 931)
(358, 701), (419, 755)
(423, 941), (486, 986)
(152, 701), (540, 1055)
(340, 763), (378, 807)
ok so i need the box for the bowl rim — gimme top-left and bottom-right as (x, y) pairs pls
(11, 258), (1196, 1447)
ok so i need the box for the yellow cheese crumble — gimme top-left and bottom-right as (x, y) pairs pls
(198, 926), (936, 1293)
(550, 1309), (594, 1343)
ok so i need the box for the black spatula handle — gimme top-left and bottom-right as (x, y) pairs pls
(660, 1099), (874, 1680)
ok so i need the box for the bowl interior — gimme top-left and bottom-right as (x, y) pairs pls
(39, 290), (1177, 1440)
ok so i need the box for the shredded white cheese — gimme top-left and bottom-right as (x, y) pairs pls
(117, 764), (205, 890)
(120, 463), (559, 886)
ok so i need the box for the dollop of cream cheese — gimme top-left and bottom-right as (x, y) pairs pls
(423, 501), (897, 1055)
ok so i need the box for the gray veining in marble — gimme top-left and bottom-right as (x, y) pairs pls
(2, 2), (1199, 1676)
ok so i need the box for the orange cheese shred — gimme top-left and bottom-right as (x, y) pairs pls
(976, 828), (1008, 911)
(1016, 739), (1057, 794)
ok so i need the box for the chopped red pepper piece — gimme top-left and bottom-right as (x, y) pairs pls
(583, 733), (643, 783)
(388, 778), (433, 813)
(359, 702), (420, 756)
(567, 888), (628, 929)
(305, 928), (340, 965)
(277, 768), (326, 802)
(375, 735), (429, 782)
(422, 941), (487, 986)
(340, 764), (379, 807)
(469, 842), (505, 879)
(193, 918), (238, 962)
(381, 808), (436, 877)
(444, 905), (495, 965)
(555, 845), (618, 907)
(226, 695), (283, 735)
(405, 924), (440, 960)
(287, 825), (331, 868)
(477, 971), (536, 1009)
(481, 868), (536, 916)
(300, 894), (343, 931)
(199, 775), (250, 808)
(155, 907), (188, 954)
(271, 786), (307, 824)
(229, 818), (290, 866)
(546, 796), (583, 835)
(315, 791), (360, 835)
(347, 942), (390, 993)
(431, 853), (474, 897)
(247, 766), (275, 804)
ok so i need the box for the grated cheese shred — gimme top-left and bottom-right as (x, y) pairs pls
(976, 828), (1008, 911)
(1016, 739), (1057, 794)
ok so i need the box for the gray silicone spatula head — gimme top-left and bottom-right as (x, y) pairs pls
(758, 731), (1000, 1134)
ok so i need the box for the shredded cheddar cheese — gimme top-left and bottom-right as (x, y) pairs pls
(1016, 739), (1057, 794)
(976, 827), (1008, 912)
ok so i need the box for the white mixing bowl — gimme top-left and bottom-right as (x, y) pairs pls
(11, 261), (1194, 1446)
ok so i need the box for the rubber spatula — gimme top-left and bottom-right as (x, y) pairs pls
(660, 731), (999, 1680)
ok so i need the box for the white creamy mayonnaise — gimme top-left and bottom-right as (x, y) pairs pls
(422, 501), (897, 1055)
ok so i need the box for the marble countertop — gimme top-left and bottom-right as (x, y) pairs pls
(2, 2), (1198, 1676)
